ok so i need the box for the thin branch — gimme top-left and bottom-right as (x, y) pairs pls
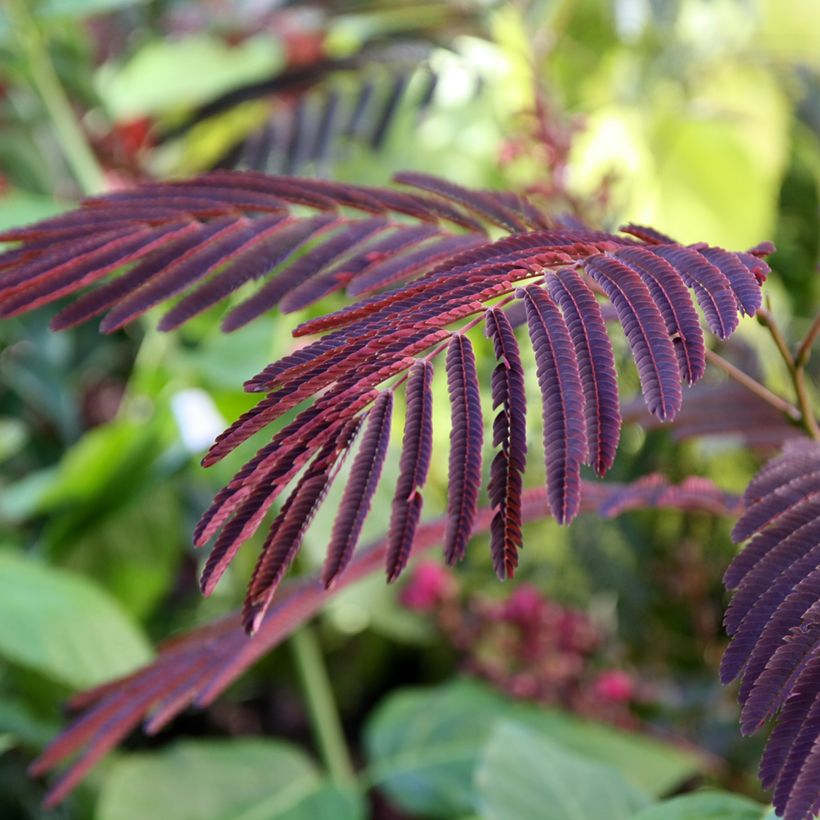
(704, 348), (801, 422)
(757, 306), (819, 441)
(796, 313), (820, 369)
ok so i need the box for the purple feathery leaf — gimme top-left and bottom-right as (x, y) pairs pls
(159, 213), (336, 330)
(613, 245), (706, 385)
(521, 286), (587, 526)
(386, 361), (434, 582)
(485, 308), (528, 578)
(100, 216), (260, 332)
(723, 441), (820, 820)
(321, 391), (393, 588)
(649, 245), (739, 340)
(546, 268), (621, 476)
(583, 253), (682, 421)
(443, 334), (483, 566)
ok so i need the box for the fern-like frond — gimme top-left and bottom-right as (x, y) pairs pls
(485, 308), (527, 578)
(0, 171), (771, 626)
(28, 476), (740, 808)
(722, 440), (820, 820)
(386, 361), (434, 581)
(443, 333), (483, 565)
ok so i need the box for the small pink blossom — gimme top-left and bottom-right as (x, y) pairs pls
(400, 562), (454, 612)
(593, 670), (634, 703)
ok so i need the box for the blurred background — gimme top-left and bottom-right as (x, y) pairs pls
(0, 1), (817, 818)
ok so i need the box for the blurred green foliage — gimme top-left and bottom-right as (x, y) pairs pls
(0, 1), (816, 818)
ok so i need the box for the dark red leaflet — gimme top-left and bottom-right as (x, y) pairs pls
(178, 171), (343, 212)
(741, 626), (820, 733)
(485, 308), (528, 578)
(649, 244), (739, 339)
(252, 270), (518, 396)
(292, 229), (622, 337)
(0, 227), (135, 293)
(737, 568), (820, 707)
(50, 222), (205, 330)
(732, 475), (820, 543)
(158, 214), (337, 330)
(95, 180), (292, 213)
(614, 245), (706, 385)
(356, 185), (487, 232)
(742, 443), (820, 506)
(0, 207), (183, 242)
(443, 334), (483, 565)
(584, 253), (682, 421)
(546, 268), (621, 476)
(222, 218), (389, 330)
(206, 331), (428, 465)
(721, 523), (820, 683)
(242, 421), (360, 633)
(522, 286), (587, 526)
(394, 171), (532, 232)
(322, 392), (393, 587)
(724, 498), (820, 592)
(386, 362), (434, 581)
(0, 228), (164, 317)
(490, 189), (552, 230)
(99, 217), (261, 332)
(346, 233), (484, 296)
(697, 245), (762, 316)
(618, 223), (677, 244)
(773, 694), (820, 816)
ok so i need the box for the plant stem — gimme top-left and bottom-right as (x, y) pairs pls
(289, 626), (355, 786)
(796, 314), (820, 368)
(757, 307), (820, 440)
(704, 348), (801, 422)
(7, 0), (106, 196)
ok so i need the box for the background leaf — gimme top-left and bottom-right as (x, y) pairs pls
(0, 552), (152, 688)
(632, 791), (769, 820)
(475, 720), (649, 820)
(95, 739), (364, 820)
(364, 680), (704, 816)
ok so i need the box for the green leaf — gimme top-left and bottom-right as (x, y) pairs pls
(475, 721), (649, 820)
(509, 703), (704, 798)
(95, 34), (285, 119)
(96, 740), (364, 820)
(364, 680), (705, 817)
(0, 552), (152, 688)
(364, 680), (503, 816)
(632, 791), (769, 820)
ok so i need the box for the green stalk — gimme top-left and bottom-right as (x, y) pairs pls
(289, 626), (355, 786)
(7, 0), (107, 195)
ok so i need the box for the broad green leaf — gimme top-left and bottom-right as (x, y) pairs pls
(364, 680), (704, 817)
(475, 721), (649, 820)
(364, 680), (503, 816)
(96, 35), (285, 119)
(0, 552), (152, 688)
(510, 703), (704, 798)
(632, 791), (769, 820)
(96, 740), (364, 820)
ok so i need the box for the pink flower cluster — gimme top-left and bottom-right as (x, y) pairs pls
(400, 563), (644, 726)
